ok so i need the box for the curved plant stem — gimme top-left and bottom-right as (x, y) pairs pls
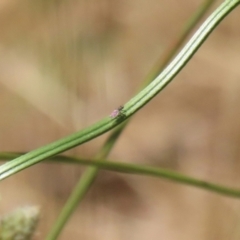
(142, 0), (216, 86)
(45, 1), (221, 239)
(0, 0), (238, 181)
(0, 2), (239, 239)
(0, 1), (239, 238)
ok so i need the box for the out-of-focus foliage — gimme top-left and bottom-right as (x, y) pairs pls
(1, 0), (240, 239)
(0, 206), (40, 240)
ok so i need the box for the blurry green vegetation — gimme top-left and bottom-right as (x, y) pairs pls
(0, 0), (240, 240)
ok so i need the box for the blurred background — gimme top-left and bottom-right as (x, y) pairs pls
(0, 0), (240, 239)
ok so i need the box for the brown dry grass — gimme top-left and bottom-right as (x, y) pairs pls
(1, 0), (240, 239)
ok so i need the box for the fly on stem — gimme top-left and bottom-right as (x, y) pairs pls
(110, 105), (125, 119)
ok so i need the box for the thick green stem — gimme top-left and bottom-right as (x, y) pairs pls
(0, 0), (238, 181)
